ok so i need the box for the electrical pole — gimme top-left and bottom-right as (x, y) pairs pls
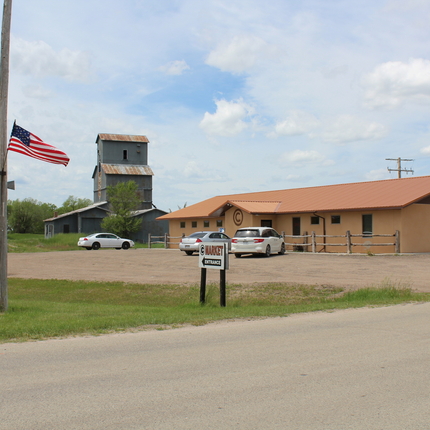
(0, 0), (12, 312)
(386, 157), (414, 179)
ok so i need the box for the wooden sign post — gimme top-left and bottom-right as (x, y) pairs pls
(198, 242), (229, 307)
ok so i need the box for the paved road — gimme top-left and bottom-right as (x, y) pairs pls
(1, 303), (429, 429)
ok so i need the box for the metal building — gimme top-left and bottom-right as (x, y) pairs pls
(92, 134), (154, 209)
(44, 133), (168, 241)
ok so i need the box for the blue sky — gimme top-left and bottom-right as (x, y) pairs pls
(6, 0), (430, 211)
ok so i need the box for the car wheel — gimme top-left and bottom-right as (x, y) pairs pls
(122, 242), (130, 250)
(185, 251), (194, 255)
(279, 243), (285, 255)
(92, 242), (100, 250)
(85, 247), (92, 250)
(265, 245), (271, 257)
(234, 253), (242, 258)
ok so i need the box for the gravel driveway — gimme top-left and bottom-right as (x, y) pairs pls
(7, 249), (430, 292)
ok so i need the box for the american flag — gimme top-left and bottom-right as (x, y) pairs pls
(8, 123), (70, 166)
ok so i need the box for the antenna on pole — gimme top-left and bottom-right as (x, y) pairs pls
(386, 157), (414, 179)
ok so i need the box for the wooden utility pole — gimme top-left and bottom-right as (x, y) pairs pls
(386, 157), (414, 179)
(0, 0), (12, 312)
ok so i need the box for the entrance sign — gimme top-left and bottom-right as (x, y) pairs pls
(198, 242), (229, 307)
(199, 242), (229, 270)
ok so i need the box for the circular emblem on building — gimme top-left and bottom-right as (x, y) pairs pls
(233, 209), (243, 226)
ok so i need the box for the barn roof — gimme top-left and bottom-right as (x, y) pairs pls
(158, 175), (430, 220)
(101, 164), (154, 176)
(96, 134), (149, 143)
(44, 202), (109, 222)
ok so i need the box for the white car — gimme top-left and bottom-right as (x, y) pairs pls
(231, 227), (285, 258)
(77, 233), (134, 250)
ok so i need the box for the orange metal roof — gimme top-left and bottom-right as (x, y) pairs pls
(101, 163), (154, 176)
(97, 134), (149, 143)
(158, 176), (430, 220)
(228, 200), (282, 213)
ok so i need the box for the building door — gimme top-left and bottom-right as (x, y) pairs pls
(362, 214), (373, 237)
(292, 217), (301, 236)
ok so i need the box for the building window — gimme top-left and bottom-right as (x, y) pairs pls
(261, 220), (272, 227)
(180, 222), (186, 228)
(362, 214), (373, 237)
(331, 215), (341, 224)
(216, 220), (223, 227)
(192, 221), (197, 228)
(203, 220), (210, 228)
(311, 216), (320, 225)
(63, 224), (70, 233)
(123, 149), (128, 160)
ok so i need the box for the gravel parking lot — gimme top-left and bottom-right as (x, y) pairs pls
(7, 249), (430, 292)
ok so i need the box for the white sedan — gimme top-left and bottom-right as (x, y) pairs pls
(77, 233), (134, 250)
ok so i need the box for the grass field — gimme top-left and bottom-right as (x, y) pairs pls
(7, 232), (158, 252)
(2, 277), (429, 343)
(2, 234), (429, 343)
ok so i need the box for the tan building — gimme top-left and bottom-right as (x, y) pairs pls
(158, 176), (430, 253)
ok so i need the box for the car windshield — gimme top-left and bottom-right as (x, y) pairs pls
(235, 229), (260, 238)
(188, 232), (207, 238)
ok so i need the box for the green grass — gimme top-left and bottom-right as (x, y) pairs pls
(1, 278), (428, 343)
(7, 233), (159, 252)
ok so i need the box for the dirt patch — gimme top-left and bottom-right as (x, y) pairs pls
(7, 249), (430, 292)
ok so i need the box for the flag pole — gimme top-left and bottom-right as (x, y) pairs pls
(0, 0), (12, 312)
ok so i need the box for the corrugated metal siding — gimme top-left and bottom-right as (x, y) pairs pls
(98, 134), (149, 143)
(101, 164), (154, 176)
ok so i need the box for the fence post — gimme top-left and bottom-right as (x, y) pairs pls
(311, 231), (316, 253)
(164, 233), (168, 249)
(346, 230), (352, 254)
(148, 233), (151, 249)
(395, 230), (400, 253)
(303, 231), (308, 252)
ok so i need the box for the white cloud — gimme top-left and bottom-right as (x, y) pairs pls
(205, 35), (269, 74)
(158, 60), (190, 75)
(199, 99), (254, 136)
(363, 58), (430, 108)
(22, 84), (52, 99)
(322, 115), (387, 143)
(183, 160), (203, 178)
(420, 145), (430, 155)
(11, 36), (92, 83)
(364, 168), (389, 181)
(7, 1), (430, 210)
(281, 149), (334, 166)
(272, 110), (320, 137)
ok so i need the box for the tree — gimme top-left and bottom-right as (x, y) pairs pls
(101, 181), (142, 238)
(8, 198), (57, 233)
(58, 195), (92, 215)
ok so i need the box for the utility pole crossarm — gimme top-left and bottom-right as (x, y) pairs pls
(386, 157), (414, 179)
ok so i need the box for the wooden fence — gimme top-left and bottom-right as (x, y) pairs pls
(148, 231), (400, 254)
(283, 230), (400, 254)
(147, 233), (168, 248)
(147, 233), (182, 249)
